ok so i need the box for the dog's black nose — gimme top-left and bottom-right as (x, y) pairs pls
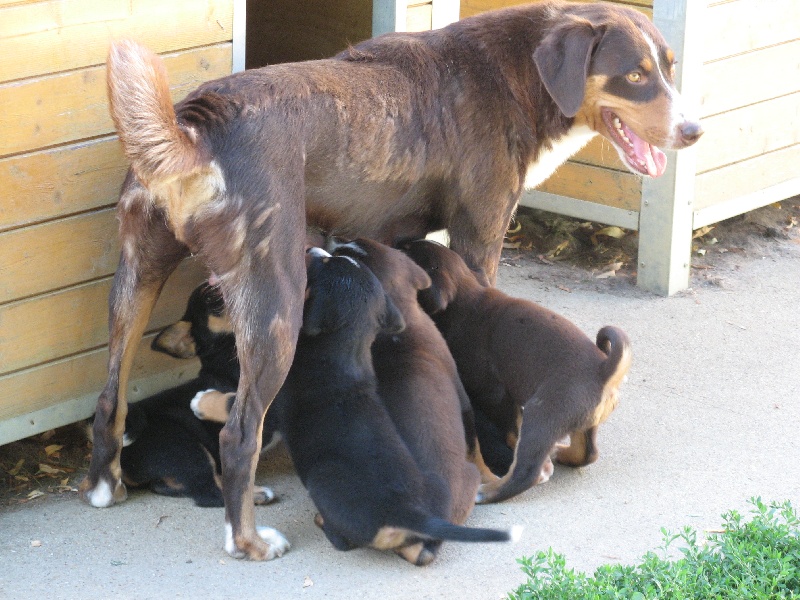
(679, 120), (703, 146)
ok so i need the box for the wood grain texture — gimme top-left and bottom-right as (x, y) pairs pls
(0, 43), (233, 158)
(0, 0), (233, 83)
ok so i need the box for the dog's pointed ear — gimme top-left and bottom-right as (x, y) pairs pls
(152, 320), (197, 358)
(381, 293), (406, 334)
(533, 17), (605, 118)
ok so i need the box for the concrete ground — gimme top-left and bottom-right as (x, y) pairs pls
(2, 217), (799, 599)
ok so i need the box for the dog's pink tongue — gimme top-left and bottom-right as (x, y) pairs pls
(631, 135), (667, 178)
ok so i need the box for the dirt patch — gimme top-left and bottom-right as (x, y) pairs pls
(2, 196), (798, 506)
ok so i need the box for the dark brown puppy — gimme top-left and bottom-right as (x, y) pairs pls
(329, 238), (497, 563)
(404, 240), (632, 503)
(84, 2), (699, 559)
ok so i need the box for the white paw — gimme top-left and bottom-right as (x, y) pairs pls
(190, 390), (216, 419)
(224, 524), (291, 560)
(257, 526), (291, 559)
(225, 523), (244, 558)
(86, 479), (116, 508)
(253, 486), (276, 505)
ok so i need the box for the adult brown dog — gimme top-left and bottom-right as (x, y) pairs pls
(82, 1), (700, 559)
(404, 240), (632, 503)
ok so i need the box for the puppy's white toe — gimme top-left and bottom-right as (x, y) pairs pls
(253, 486), (276, 505)
(190, 390), (216, 419)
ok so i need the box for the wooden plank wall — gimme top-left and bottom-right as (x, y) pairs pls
(0, 0), (235, 444)
(459, 0), (653, 213)
(693, 0), (800, 212)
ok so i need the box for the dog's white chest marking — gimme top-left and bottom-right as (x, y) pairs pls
(524, 124), (597, 190)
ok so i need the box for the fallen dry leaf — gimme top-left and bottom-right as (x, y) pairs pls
(27, 490), (45, 500)
(44, 444), (63, 457)
(692, 225), (715, 239)
(30, 540), (42, 548)
(37, 463), (65, 475)
(8, 458), (25, 476)
(303, 576), (314, 588)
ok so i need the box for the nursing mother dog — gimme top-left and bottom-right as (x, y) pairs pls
(83, 1), (702, 560)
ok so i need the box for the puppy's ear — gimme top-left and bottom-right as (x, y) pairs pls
(416, 266), (458, 315)
(301, 291), (325, 337)
(381, 294), (406, 334)
(407, 257), (433, 292)
(533, 17), (604, 118)
(152, 320), (197, 358)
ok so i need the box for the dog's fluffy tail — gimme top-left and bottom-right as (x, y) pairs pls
(406, 515), (521, 544)
(596, 325), (632, 388)
(106, 39), (201, 184)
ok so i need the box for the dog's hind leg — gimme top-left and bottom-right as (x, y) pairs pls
(217, 207), (306, 560)
(81, 187), (189, 507)
(475, 390), (561, 504)
(555, 426), (599, 467)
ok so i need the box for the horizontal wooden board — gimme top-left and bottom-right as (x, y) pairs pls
(700, 39), (800, 118)
(407, 3), (433, 32)
(696, 92), (800, 174)
(0, 43), (232, 158)
(247, 0), (371, 67)
(0, 0), (129, 39)
(535, 160), (642, 211)
(460, 0), (652, 19)
(0, 0), (233, 83)
(0, 136), (127, 233)
(0, 259), (207, 377)
(0, 209), (120, 304)
(0, 332), (199, 422)
(704, 0), (800, 63)
(694, 143), (800, 211)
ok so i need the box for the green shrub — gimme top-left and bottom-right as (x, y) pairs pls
(509, 498), (800, 599)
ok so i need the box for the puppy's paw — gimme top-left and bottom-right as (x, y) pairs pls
(535, 456), (554, 485)
(253, 486), (276, 505)
(190, 390), (233, 423)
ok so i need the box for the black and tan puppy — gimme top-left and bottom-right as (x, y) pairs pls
(404, 240), (632, 504)
(117, 283), (279, 507)
(330, 238), (497, 563)
(276, 248), (515, 564)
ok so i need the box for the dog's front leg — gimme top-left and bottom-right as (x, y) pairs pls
(448, 189), (518, 286)
(81, 198), (188, 507)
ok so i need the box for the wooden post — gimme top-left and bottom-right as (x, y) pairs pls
(233, 0), (246, 72)
(373, 0), (460, 36)
(637, 0), (702, 295)
(373, 0), (407, 35)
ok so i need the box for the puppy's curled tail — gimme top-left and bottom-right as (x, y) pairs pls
(412, 516), (521, 543)
(106, 39), (201, 185)
(596, 326), (632, 387)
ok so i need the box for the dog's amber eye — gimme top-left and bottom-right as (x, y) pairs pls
(626, 71), (642, 84)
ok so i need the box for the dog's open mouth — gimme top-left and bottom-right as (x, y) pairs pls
(601, 108), (667, 178)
